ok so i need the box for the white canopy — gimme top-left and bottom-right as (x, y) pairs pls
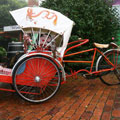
(10, 7), (74, 35)
(10, 7), (75, 57)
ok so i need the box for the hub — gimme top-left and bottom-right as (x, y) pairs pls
(35, 76), (41, 82)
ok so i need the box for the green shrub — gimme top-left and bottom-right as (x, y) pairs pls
(0, 47), (7, 62)
(42, 0), (120, 71)
(42, 0), (120, 45)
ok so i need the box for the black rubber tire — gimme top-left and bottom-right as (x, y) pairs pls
(12, 55), (61, 103)
(97, 49), (120, 85)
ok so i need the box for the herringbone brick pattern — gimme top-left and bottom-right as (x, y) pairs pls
(0, 76), (119, 120)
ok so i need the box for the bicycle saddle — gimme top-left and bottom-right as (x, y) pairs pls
(93, 42), (109, 48)
(93, 42), (119, 49)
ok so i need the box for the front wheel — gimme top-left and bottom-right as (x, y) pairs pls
(12, 55), (61, 103)
(96, 49), (120, 85)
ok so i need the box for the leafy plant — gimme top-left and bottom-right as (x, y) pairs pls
(0, 47), (7, 62)
(0, 0), (27, 62)
(42, 0), (120, 71)
(42, 0), (120, 45)
(0, 0), (27, 28)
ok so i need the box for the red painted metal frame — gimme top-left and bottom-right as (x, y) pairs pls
(63, 39), (115, 78)
(0, 39), (117, 93)
(0, 75), (12, 84)
(0, 51), (61, 93)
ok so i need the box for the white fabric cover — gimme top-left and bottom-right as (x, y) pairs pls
(10, 7), (74, 57)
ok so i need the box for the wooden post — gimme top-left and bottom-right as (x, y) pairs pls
(19, 32), (23, 42)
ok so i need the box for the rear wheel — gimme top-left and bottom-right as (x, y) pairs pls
(13, 55), (61, 103)
(96, 49), (120, 85)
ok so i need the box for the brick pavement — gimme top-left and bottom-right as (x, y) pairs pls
(0, 76), (119, 120)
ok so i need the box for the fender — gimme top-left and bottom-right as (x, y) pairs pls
(12, 52), (66, 81)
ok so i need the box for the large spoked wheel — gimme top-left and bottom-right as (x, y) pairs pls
(13, 55), (61, 103)
(96, 49), (120, 85)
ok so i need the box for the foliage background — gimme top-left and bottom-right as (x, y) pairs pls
(42, 0), (120, 44)
(0, 0), (27, 63)
(42, 0), (120, 71)
(0, 0), (27, 28)
(0, 0), (120, 71)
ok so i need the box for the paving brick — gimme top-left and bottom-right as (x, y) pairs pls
(112, 118), (120, 120)
(103, 105), (112, 112)
(80, 111), (92, 120)
(60, 118), (69, 120)
(112, 109), (120, 117)
(114, 97), (120, 103)
(86, 104), (95, 112)
(34, 111), (47, 119)
(94, 108), (103, 116)
(113, 103), (120, 109)
(0, 76), (119, 120)
(70, 101), (80, 110)
(106, 100), (114, 106)
(71, 106), (85, 119)
(7, 111), (21, 120)
(57, 101), (67, 108)
(20, 109), (33, 117)
(60, 99), (76, 112)
(60, 105), (71, 112)
(90, 115), (100, 120)
(22, 112), (35, 120)
(40, 115), (52, 120)
(101, 112), (111, 120)
(70, 113), (81, 120)
(63, 109), (75, 118)
(51, 112), (64, 120)
(0, 112), (9, 120)
(116, 93), (120, 98)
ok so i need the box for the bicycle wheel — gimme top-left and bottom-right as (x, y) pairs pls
(13, 55), (61, 103)
(96, 49), (120, 85)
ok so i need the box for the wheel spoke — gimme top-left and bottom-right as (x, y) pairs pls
(13, 55), (61, 103)
(97, 50), (120, 85)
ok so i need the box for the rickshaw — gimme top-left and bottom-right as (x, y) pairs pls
(0, 7), (120, 103)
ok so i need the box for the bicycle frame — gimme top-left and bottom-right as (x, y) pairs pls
(63, 39), (115, 77)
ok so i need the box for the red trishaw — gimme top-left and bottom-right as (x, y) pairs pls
(0, 7), (120, 103)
